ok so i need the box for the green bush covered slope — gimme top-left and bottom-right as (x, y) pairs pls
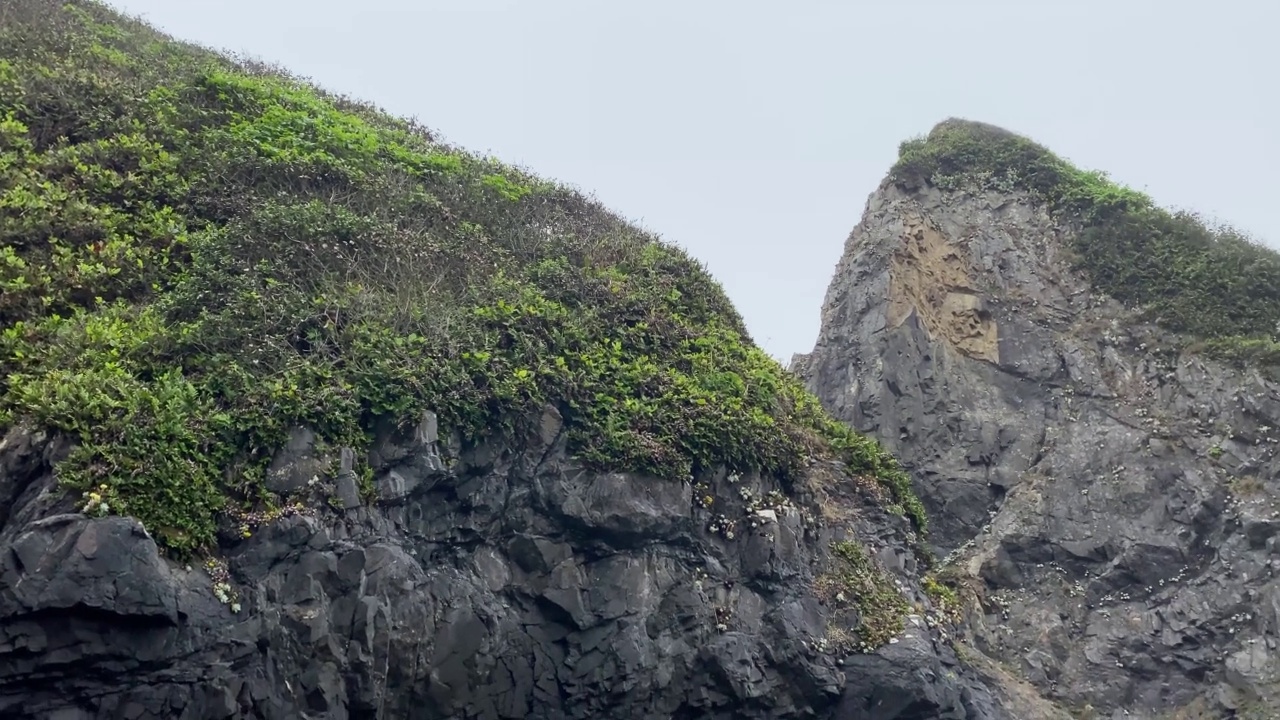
(893, 119), (1280, 367)
(0, 0), (921, 555)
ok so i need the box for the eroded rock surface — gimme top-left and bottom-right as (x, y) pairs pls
(0, 409), (1023, 719)
(795, 180), (1280, 718)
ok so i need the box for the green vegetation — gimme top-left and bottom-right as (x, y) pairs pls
(921, 572), (958, 607)
(816, 540), (911, 652)
(0, 0), (922, 556)
(893, 118), (1280, 368)
(921, 570), (964, 625)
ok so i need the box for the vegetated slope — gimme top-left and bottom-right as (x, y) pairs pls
(0, 0), (920, 556)
(893, 119), (1280, 366)
(795, 118), (1280, 717)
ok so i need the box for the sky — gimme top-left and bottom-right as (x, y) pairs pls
(107, 0), (1278, 363)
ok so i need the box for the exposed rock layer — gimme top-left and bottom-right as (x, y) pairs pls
(795, 180), (1280, 718)
(0, 408), (1024, 719)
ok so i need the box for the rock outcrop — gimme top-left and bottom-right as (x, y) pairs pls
(0, 408), (1030, 719)
(795, 125), (1280, 718)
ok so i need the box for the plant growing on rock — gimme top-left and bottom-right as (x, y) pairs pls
(815, 540), (911, 652)
(921, 571), (964, 627)
(893, 118), (1280, 372)
(0, 0), (925, 557)
(204, 558), (241, 613)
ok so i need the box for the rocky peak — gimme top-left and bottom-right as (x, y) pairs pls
(796, 118), (1280, 718)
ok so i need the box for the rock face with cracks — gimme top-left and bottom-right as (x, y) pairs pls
(795, 162), (1280, 718)
(0, 408), (1034, 719)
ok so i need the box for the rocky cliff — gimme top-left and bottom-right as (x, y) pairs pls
(795, 120), (1280, 719)
(0, 4), (1046, 719)
(0, 411), (1016, 720)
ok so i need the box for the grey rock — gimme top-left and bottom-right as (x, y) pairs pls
(368, 410), (440, 471)
(0, 413), (1017, 719)
(837, 628), (981, 720)
(798, 179), (1280, 717)
(265, 426), (329, 494)
(371, 411), (449, 503)
(335, 447), (362, 510)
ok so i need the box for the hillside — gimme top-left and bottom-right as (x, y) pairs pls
(796, 119), (1280, 718)
(12, 1), (1278, 717)
(0, 3), (1030, 720)
(0, 0), (920, 556)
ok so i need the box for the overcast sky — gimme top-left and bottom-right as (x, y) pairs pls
(107, 0), (1278, 362)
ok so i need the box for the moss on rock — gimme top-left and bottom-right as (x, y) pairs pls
(0, 0), (923, 555)
(892, 118), (1280, 369)
(814, 540), (911, 652)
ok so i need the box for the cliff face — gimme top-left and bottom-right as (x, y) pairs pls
(795, 124), (1280, 718)
(1, 412), (1027, 720)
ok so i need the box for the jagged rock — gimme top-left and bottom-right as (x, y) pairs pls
(836, 628), (996, 720)
(0, 419), (1015, 719)
(798, 174), (1280, 716)
(335, 448), (362, 510)
(371, 411), (449, 503)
